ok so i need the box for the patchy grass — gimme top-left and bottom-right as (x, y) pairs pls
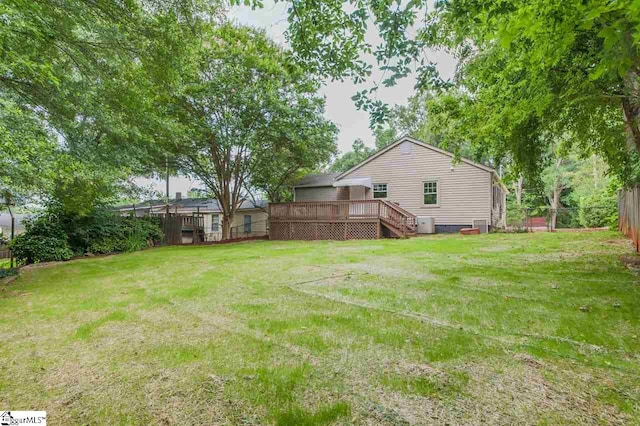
(1, 231), (639, 424)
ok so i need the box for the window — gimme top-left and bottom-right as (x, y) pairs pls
(423, 181), (438, 205)
(211, 214), (220, 232)
(244, 215), (252, 233)
(373, 183), (388, 199)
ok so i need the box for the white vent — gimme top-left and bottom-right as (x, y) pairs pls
(399, 141), (412, 154)
(473, 219), (488, 233)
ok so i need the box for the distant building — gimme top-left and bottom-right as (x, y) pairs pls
(0, 213), (28, 237)
(114, 196), (268, 242)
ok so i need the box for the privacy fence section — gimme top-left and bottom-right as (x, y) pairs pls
(507, 206), (617, 232)
(619, 186), (640, 252)
(159, 214), (268, 245)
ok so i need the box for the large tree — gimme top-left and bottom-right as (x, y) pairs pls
(239, 0), (640, 183)
(0, 0), (219, 204)
(166, 24), (337, 238)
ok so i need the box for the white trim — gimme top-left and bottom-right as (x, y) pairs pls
(332, 177), (372, 188)
(421, 178), (440, 208)
(336, 135), (496, 180)
(292, 184), (335, 189)
(372, 183), (388, 199)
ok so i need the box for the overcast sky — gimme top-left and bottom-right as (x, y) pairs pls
(138, 1), (456, 198)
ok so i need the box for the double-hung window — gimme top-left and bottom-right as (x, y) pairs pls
(211, 214), (220, 232)
(244, 215), (252, 233)
(373, 183), (388, 199)
(423, 181), (438, 205)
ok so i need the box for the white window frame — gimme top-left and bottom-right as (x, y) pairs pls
(211, 214), (220, 232)
(422, 179), (440, 207)
(372, 183), (388, 199)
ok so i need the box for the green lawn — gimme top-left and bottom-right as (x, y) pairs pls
(1, 231), (639, 424)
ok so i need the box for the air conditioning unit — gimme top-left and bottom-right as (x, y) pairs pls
(417, 216), (435, 234)
(473, 219), (488, 234)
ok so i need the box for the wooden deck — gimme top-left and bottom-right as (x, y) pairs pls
(269, 200), (417, 240)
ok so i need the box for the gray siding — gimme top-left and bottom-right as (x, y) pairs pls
(340, 141), (492, 225)
(294, 186), (337, 201)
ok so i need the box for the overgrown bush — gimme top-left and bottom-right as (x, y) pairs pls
(10, 218), (73, 265)
(578, 192), (618, 228)
(10, 210), (163, 265)
(87, 215), (163, 254)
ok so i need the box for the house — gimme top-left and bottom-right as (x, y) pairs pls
(115, 195), (268, 243)
(270, 136), (507, 240)
(0, 213), (28, 237)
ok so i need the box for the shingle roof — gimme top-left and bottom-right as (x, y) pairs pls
(114, 198), (267, 212)
(292, 173), (339, 188)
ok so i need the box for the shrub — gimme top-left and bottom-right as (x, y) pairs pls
(10, 210), (163, 265)
(578, 192), (618, 228)
(87, 216), (163, 254)
(10, 216), (73, 265)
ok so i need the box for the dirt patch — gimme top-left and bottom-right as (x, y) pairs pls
(369, 359), (631, 425)
(620, 254), (640, 272)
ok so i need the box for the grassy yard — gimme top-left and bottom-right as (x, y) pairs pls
(1, 231), (639, 425)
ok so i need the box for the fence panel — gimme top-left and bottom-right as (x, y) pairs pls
(619, 186), (640, 252)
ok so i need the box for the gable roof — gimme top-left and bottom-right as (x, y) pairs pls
(336, 136), (496, 180)
(292, 172), (340, 188)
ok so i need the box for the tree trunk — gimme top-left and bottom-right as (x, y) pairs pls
(548, 183), (561, 231)
(221, 214), (232, 240)
(513, 175), (524, 208)
(621, 70), (640, 153)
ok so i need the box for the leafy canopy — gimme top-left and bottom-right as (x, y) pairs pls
(238, 0), (640, 183)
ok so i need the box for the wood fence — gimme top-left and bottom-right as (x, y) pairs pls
(159, 214), (205, 245)
(619, 186), (640, 252)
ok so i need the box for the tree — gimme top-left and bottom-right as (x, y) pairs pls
(241, 0), (640, 183)
(0, 0), (220, 205)
(166, 24), (337, 238)
(330, 139), (375, 173)
(0, 97), (57, 200)
(541, 149), (575, 230)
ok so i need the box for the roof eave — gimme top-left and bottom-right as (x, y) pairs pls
(336, 135), (496, 180)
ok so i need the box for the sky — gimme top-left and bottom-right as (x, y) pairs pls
(138, 1), (456, 198)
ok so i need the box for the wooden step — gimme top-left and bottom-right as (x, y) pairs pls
(381, 219), (414, 238)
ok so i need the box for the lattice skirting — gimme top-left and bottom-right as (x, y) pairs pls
(270, 221), (380, 240)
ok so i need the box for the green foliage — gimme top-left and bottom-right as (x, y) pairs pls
(88, 216), (163, 254)
(0, 0), (221, 204)
(258, 0), (640, 184)
(10, 218), (74, 265)
(578, 192), (619, 229)
(164, 23), (337, 225)
(0, 268), (18, 278)
(10, 210), (162, 265)
(330, 138), (375, 173)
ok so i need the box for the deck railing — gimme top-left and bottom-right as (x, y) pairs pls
(270, 200), (416, 233)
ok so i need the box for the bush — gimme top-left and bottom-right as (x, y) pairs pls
(578, 192), (618, 228)
(10, 210), (163, 265)
(87, 216), (163, 254)
(10, 216), (73, 265)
